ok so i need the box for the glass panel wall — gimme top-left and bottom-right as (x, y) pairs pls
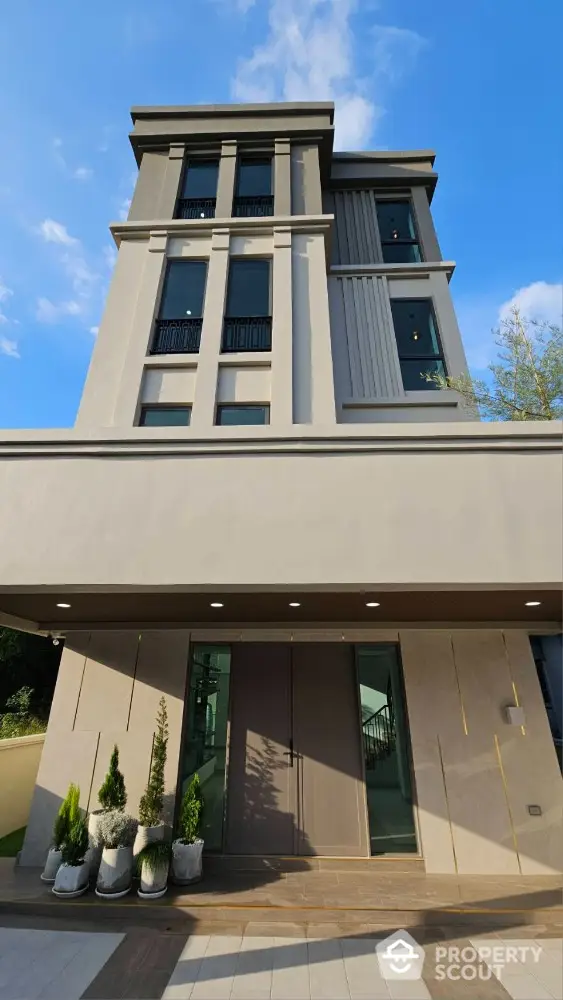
(356, 644), (417, 854)
(180, 644), (232, 851)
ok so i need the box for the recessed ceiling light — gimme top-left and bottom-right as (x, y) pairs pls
(525, 601), (541, 607)
(56, 602), (71, 608)
(210, 602), (224, 608)
(366, 602), (380, 608)
(289, 602), (301, 607)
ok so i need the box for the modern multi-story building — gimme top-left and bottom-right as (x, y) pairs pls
(1, 103), (561, 875)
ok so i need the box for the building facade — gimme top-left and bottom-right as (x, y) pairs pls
(0, 102), (561, 875)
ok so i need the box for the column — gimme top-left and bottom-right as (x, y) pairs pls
(308, 233), (337, 425)
(190, 229), (230, 429)
(270, 227), (293, 427)
(411, 186), (442, 262)
(112, 232), (168, 427)
(215, 140), (237, 218)
(274, 138), (291, 216)
(156, 143), (185, 218)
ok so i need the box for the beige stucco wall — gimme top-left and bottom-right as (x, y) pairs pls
(0, 429), (560, 590)
(20, 631), (189, 866)
(0, 733), (45, 839)
(401, 628), (563, 875)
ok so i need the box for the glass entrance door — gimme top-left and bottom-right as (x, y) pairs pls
(356, 644), (417, 854)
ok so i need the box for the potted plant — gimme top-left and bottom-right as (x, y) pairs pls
(134, 698), (168, 856)
(171, 774), (204, 885)
(136, 840), (172, 899)
(52, 814), (90, 898)
(94, 811), (138, 899)
(87, 744), (127, 878)
(41, 783), (80, 883)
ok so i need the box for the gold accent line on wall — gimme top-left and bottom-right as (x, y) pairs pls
(494, 733), (522, 874)
(450, 636), (468, 735)
(437, 735), (459, 875)
(126, 633), (142, 731)
(86, 731), (101, 813)
(72, 632), (92, 731)
(502, 631), (526, 735)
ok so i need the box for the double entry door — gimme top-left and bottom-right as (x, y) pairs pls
(225, 643), (369, 857)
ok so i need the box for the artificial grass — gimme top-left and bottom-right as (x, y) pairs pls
(0, 826), (26, 857)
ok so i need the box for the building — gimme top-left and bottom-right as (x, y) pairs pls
(0, 102), (561, 875)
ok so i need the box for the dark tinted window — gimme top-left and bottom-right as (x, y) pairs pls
(236, 159), (272, 197)
(390, 299), (446, 392)
(216, 405), (269, 426)
(181, 160), (219, 199)
(382, 242), (422, 264)
(159, 261), (207, 320)
(226, 259), (270, 316)
(140, 406), (191, 426)
(377, 201), (417, 242)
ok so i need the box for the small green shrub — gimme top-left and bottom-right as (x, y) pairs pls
(60, 815), (89, 867)
(0, 687), (46, 739)
(94, 810), (137, 849)
(98, 744), (127, 811)
(139, 698), (168, 827)
(136, 839), (171, 876)
(53, 784), (80, 850)
(177, 774), (203, 845)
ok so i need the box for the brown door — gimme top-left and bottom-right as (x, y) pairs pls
(293, 644), (369, 856)
(225, 643), (368, 856)
(225, 644), (296, 854)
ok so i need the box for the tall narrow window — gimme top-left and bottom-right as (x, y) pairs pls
(233, 158), (273, 217)
(222, 259), (272, 352)
(180, 644), (232, 851)
(377, 201), (422, 264)
(390, 299), (446, 390)
(176, 160), (219, 219)
(151, 260), (207, 355)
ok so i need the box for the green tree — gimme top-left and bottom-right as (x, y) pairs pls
(0, 627), (61, 719)
(53, 784), (81, 850)
(98, 744), (127, 811)
(424, 306), (563, 420)
(177, 773), (203, 845)
(0, 686), (46, 738)
(139, 698), (169, 827)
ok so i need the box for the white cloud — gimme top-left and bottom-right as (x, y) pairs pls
(118, 197), (132, 220)
(89, 326), (99, 336)
(103, 245), (117, 270)
(61, 252), (99, 297)
(39, 218), (78, 246)
(73, 166), (93, 181)
(499, 281), (563, 326)
(0, 336), (19, 359)
(0, 279), (13, 324)
(230, 0), (426, 149)
(52, 138), (93, 181)
(35, 297), (82, 324)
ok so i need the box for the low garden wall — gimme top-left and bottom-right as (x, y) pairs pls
(0, 733), (45, 839)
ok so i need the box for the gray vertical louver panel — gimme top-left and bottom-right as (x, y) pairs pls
(329, 275), (403, 403)
(330, 190), (384, 265)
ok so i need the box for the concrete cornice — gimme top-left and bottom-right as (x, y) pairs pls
(331, 261), (456, 279)
(110, 214), (334, 246)
(332, 150), (436, 164)
(130, 102), (336, 122)
(0, 422), (560, 457)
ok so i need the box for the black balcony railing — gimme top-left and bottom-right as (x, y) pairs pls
(222, 316), (272, 353)
(150, 318), (202, 355)
(232, 195), (274, 218)
(175, 198), (216, 220)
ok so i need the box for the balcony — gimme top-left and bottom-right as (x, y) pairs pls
(175, 198), (216, 220)
(150, 318), (202, 355)
(222, 317), (272, 353)
(232, 195), (274, 218)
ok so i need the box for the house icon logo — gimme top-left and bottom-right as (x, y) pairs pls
(376, 930), (425, 980)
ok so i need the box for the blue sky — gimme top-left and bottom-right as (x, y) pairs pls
(0, 0), (561, 427)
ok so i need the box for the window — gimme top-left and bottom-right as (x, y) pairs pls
(140, 405), (191, 426)
(151, 260), (207, 354)
(216, 405), (269, 426)
(376, 201), (422, 264)
(233, 158), (273, 217)
(390, 299), (446, 391)
(176, 160), (218, 219)
(222, 259), (272, 352)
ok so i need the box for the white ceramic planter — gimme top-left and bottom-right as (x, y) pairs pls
(171, 839), (204, 885)
(138, 857), (169, 899)
(85, 811), (104, 880)
(41, 847), (62, 883)
(52, 862), (89, 898)
(95, 845), (133, 898)
(133, 822), (165, 857)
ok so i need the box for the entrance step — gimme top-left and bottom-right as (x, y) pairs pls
(203, 855), (426, 874)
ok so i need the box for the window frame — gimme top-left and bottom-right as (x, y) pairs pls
(233, 155), (274, 217)
(158, 259), (209, 321)
(176, 157), (219, 219)
(376, 198), (423, 264)
(225, 257), (272, 318)
(139, 404), (192, 427)
(390, 297), (447, 392)
(215, 404), (270, 426)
